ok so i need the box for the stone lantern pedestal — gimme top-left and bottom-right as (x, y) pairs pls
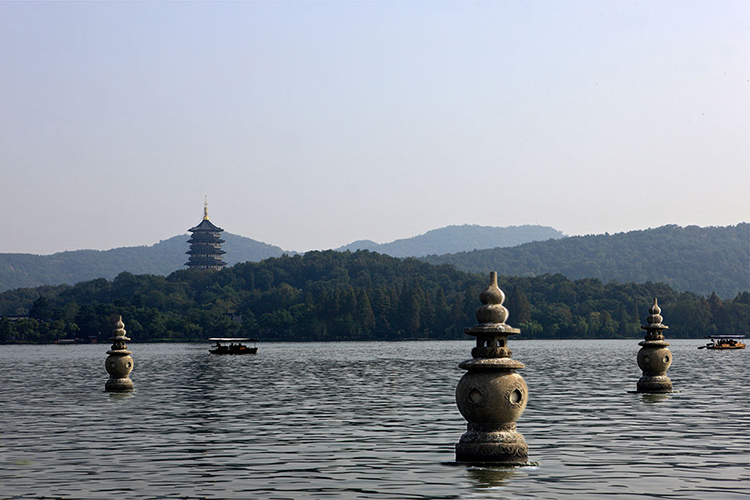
(636, 299), (672, 393)
(455, 272), (529, 465)
(105, 316), (134, 392)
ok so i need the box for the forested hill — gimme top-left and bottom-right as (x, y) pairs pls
(0, 225), (560, 293)
(336, 224), (564, 257)
(423, 224), (749, 299)
(1, 250), (748, 344)
(0, 233), (286, 293)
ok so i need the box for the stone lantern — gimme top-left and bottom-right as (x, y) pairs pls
(455, 272), (528, 465)
(105, 316), (134, 392)
(636, 298), (672, 393)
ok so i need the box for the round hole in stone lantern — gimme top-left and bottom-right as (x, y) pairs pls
(510, 389), (522, 404)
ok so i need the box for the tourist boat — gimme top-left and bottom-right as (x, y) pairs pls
(54, 336), (99, 344)
(209, 337), (258, 355)
(699, 335), (746, 350)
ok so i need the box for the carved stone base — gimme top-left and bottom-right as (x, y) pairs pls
(105, 377), (134, 392)
(456, 423), (528, 464)
(637, 375), (672, 393)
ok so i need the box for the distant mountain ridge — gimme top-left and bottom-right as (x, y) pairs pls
(0, 224), (564, 293)
(1, 223), (746, 298)
(336, 224), (565, 257)
(0, 233), (286, 293)
(422, 223), (750, 299)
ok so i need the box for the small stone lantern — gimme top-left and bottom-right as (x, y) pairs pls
(636, 299), (672, 393)
(455, 272), (529, 464)
(105, 316), (134, 392)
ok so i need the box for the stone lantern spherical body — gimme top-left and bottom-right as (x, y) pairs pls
(455, 369), (528, 424)
(637, 346), (672, 376)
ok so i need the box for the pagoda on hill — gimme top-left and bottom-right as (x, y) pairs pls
(185, 199), (227, 270)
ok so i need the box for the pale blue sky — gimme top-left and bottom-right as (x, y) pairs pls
(1, 1), (748, 254)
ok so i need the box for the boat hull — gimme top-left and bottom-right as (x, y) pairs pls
(210, 347), (258, 355)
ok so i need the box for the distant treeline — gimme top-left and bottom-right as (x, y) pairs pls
(0, 251), (748, 344)
(423, 223), (750, 299)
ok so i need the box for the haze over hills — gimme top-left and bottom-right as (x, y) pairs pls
(336, 224), (565, 257)
(0, 234), (286, 293)
(0, 225), (562, 293)
(0, 223), (746, 298)
(423, 223), (750, 299)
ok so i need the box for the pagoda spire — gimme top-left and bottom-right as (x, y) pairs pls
(203, 196), (209, 221)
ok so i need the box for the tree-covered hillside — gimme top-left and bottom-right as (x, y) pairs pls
(1, 250), (747, 344)
(0, 224), (561, 293)
(423, 224), (749, 299)
(337, 224), (564, 257)
(0, 233), (285, 293)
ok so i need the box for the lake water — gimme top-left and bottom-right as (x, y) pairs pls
(0, 339), (747, 499)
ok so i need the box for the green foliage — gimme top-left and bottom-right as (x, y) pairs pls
(0, 250), (747, 343)
(424, 223), (750, 299)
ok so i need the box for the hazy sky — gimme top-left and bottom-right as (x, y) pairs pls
(1, 1), (748, 255)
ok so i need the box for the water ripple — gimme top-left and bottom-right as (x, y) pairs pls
(0, 340), (747, 499)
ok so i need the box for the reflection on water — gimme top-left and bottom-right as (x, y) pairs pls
(0, 340), (748, 499)
(639, 392), (672, 404)
(465, 466), (519, 489)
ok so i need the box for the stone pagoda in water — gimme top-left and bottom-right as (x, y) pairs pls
(455, 272), (529, 465)
(636, 298), (673, 393)
(185, 198), (227, 270)
(105, 316), (134, 392)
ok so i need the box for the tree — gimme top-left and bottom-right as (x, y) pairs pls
(355, 288), (376, 335)
(29, 297), (52, 321)
(708, 292), (728, 333)
(507, 286), (531, 325)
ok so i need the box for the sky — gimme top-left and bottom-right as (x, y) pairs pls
(1, 1), (748, 255)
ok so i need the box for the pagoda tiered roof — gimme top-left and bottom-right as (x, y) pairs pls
(188, 218), (224, 233)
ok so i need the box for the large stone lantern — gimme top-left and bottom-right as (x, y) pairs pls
(455, 272), (529, 464)
(105, 316), (134, 392)
(636, 298), (672, 393)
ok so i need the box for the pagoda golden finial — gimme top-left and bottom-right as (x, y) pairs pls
(203, 196), (209, 220)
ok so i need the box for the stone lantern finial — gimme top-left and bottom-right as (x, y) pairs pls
(454, 272), (529, 465)
(642, 298), (667, 340)
(105, 316), (134, 392)
(636, 298), (673, 393)
(475, 271), (509, 324)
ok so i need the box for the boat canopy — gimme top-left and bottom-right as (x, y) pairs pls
(208, 337), (258, 342)
(706, 335), (746, 338)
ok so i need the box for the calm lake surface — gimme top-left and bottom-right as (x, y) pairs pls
(0, 339), (748, 499)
